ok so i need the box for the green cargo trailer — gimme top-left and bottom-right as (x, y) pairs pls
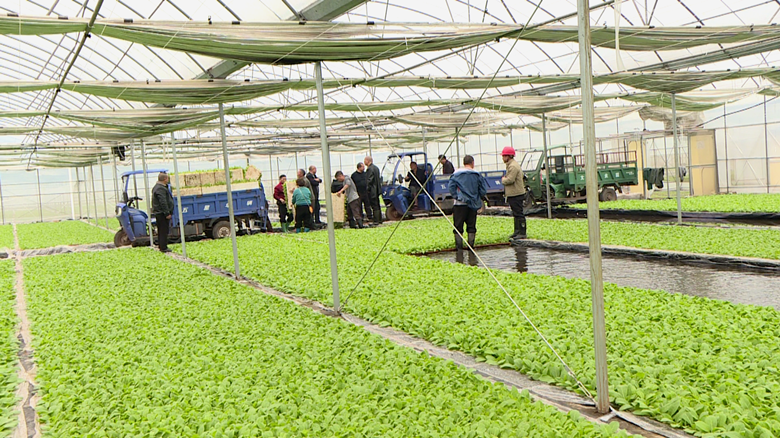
(520, 145), (643, 206)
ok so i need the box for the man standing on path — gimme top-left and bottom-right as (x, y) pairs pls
(306, 165), (322, 225)
(364, 156), (383, 224)
(439, 155), (455, 175)
(448, 155), (488, 251)
(500, 146), (527, 242)
(335, 171), (364, 229)
(351, 162), (371, 221)
(151, 172), (174, 253)
(273, 175), (293, 232)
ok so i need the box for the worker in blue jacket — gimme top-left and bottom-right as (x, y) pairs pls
(448, 155), (488, 250)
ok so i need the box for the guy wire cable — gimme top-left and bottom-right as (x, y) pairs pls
(337, 0), (601, 406)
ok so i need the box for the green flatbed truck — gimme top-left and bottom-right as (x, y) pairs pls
(520, 145), (642, 207)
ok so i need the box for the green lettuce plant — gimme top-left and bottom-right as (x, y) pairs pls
(180, 224), (780, 437)
(0, 261), (18, 435)
(569, 193), (780, 213)
(23, 250), (630, 437)
(16, 221), (113, 250)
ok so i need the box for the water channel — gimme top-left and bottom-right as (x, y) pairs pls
(427, 245), (780, 310)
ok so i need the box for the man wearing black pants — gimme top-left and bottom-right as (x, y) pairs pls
(151, 172), (174, 253)
(306, 165), (322, 225)
(448, 155), (487, 250)
(364, 156), (383, 224)
(500, 146), (527, 242)
(351, 162), (371, 221)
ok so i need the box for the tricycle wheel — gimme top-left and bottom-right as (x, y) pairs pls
(385, 205), (403, 221)
(211, 220), (232, 239)
(113, 230), (131, 247)
(599, 187), (618, 202)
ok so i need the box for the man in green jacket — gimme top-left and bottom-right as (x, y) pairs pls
(500, 147), (527, 242)
(151, 172), (174, 252)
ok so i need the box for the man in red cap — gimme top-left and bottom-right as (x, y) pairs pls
(501, 146), (527, 241)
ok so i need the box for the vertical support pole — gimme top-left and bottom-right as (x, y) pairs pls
(131, 142), (138, 197)
(219, 103), (240, 278)
(723, 106), (729, 193)
(112, 154), (119, 202)
(276, 157), (281, 180)
(764, 95), (770, 193)
(89, 165), (98, 226)
(171, 133), (187, 258)
(455, 129), (461, 166)
(75, 167), (83, 219)
(542, 114), (552, 219)
(640, 134), (647, 200)
(268, 154), (274, 185)
(422, 128), (428, 164)
(663, 136), (670, 198)
(294, 152), (299, 171)
(68, 168), (75, 220)
(368, 135), (373, 156)
(99, 156), (109, 229)
(315, 61), (341, 312)
(577, 0), (609, 414)
(671, 94), (682, 225)
(36, 168), (43, 222)
(687, 131), (693, 196)
(84, 167), (91, 221)
(507, 129), (513, 170)
(141, 141), (154, 248)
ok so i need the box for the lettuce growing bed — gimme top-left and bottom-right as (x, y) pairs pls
(569, 193), (780, 213)
(16, 221), (113, 250)
(0, 226), (12, 251)
(23, 250), (628, 437)
(0, 261), (18, 434)
(180, 227), (780, 437)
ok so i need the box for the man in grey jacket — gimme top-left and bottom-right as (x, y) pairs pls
(364, 156), (383, 224)
(151, 172), (174, 253)
(500, 146), (527, 242)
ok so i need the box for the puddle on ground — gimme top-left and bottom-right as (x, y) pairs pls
(427, 246), (780, 310)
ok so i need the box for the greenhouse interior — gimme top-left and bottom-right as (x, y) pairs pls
(0, 0), (777, 436)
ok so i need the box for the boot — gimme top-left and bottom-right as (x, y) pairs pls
(357, 218), (365, 229)
(281, 223), (289, 233)
(303, 227), (310, 233)
(295, 228), (301, 233)
(467, 232), (476, 250)
(510, 218), (527, 242)
(454, 233), (464, 250)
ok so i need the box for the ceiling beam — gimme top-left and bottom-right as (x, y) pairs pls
(194, 0), (369, 80)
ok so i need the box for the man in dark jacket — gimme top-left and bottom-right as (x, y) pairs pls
(306, 165), (322, 225)
(448, 155), (487, 250)
(151, 172), (174, 253)
(273, 175), (293, 232)
(404, 161), (427, 209)
(364, 156), (383, 224)
(351, 162), (370, 221)
(439, 155), (455, 175)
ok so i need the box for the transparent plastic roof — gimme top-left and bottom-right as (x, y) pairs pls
(0, 0), (778, 164)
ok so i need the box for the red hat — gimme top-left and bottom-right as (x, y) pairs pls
(501, 146), (516, 157)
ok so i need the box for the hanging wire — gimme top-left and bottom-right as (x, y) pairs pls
(336, 0), (601, 406)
